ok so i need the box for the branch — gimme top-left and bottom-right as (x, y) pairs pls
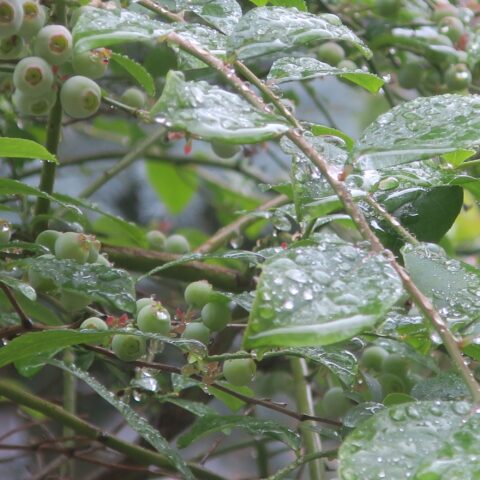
(0, 283), (33, 329)
(102, 245), (254, 291)
(0, 379), (223, 480)
(196, 194), (290, 254)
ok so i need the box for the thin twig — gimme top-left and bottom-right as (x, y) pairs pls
(0, 283), (33, 329)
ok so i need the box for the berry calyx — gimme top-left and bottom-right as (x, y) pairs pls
(34, 24), (73, 65)
(223, 358), (256, 386)
(201, 302), (231, 331)
(0, 0), (24, 39)
(60, 75), (101, 119)
(72, 48), (110, 80)
(18, 0), (45, 39)
(112, 334), (146, 361)
(184, 280), (213, 308)
(136, 303), (171, 335)
(13, 56), (54, 95)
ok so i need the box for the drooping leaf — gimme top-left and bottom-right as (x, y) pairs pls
(155, 0), (242, 34)
(145, 160), (197, 215)
(0, 273), (36, 301)
(243, 233), (404, 349)
(402, 243), (480, 328)
(268, 57), (384, 93)
(52, 360), (194, 480)
(227, 7), (371, 60)
(339, 401), (479, 480)
(150, 71), (289, 143)
(0, 138), (57, 163)
(110, 52), (155, 96)
(177, 414), (301, 450)
(355, 94), (480, 170)
(287, 346), (358, 387)
(311, 124), (354, 151)
(0, 329), (206, 370)
(23, 257), (136, 312)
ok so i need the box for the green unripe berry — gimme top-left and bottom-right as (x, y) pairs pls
(72, 49), (110, 80)
(165, 234), (190, 254)
(60, 289), (91, 312)
(360, 346), (389, 371)
(54, 231), (91, 263)
(182, 322), (210, 344)
(184, 280), (213, 308)
(120, 87), (146, 109)
(13, 56), (54, 95)
(34, 24), (72, 65)
(146, 230), (166, 251)
(374, 0), (402, 17)
(35, 229), (61, 253)
(0, 34), (23, 59)
(12, 88), (55, 116)
(397, 62), (423, 90)
(86, 235), (101, 263)
(112, 334), (146, 361)
(445, 63), (471, 91)
(223, 358), (256, 386)
(316, 41), (345, 66)
(80, 316), (108, 331)
(322, 387), (353, 418)
(18, 0), (45, 39)
(378, 373), (406, 396)
(0, 0), (24, 39)
(438, 16), (464, 44)
(211, 141), (240, 159)
(382, 353), (408, 377)
(337, 59), (357, 70)
(136, 297), (156, 314)
(201, 302), (231, 331)
(60, 75), (101, 119)
(0, 220), (11, 245)
(136, 303), (171, 335)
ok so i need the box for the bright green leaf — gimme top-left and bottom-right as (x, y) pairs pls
(110, 52), (155, 96)
(0, 138), (57, 163)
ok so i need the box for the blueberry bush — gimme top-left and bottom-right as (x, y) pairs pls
(1, 0), (480, 478)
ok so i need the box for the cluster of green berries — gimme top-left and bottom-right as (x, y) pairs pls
(315, 41), (356, 70)
(1, 0), (110, 118)
(360, 345), (412, 398)
(146, 230), (191, 255)
(28, 229), (108, 312)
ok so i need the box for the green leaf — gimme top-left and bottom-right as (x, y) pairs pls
(355, 94), (480, 170)
(163, 398), (217, 417)
(411, 372), (470, 401)
(402, 243), (480, 328)
(288, 346), (357, 387)
(270, 0), (306, 11)
(0, 138), (57, 163)
(110, 52), (155, 96)
(268, 57), (384, 93)
(145, 160), (197, 214)
(339, 401), (479, 480)
(227, 7), (371, 60)
(52, 360), (194, 480)
(150, 71), (289, 144)
(23, 257), (136, 312)
(311, 124), (354, 151)
(155, 0), (242, 34)
(0, 273), (36, 301)
(243, 234), (404, 349)
(177, 415), (301, 450)
(207, 383), (254, 412)
(0, 329), (206, 369)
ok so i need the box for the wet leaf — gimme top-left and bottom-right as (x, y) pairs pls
(411, 372), (470, 401)
(355, 94), (480, 170)
(0, 273), (36, 301)
(22, 257), (136, 312)
(228, 7), (371, 59)
(402, 243), (480, 328)
(0, 138), (57, 163)
(151, 71), (289, 143)
(268, 57), (384, 93)
(177, 414), (301, 450)
(339, 401), (479, 480)
(52, 360), (194, 479)
(110, 52), (155, 96)
(243, 233), (404, 348)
